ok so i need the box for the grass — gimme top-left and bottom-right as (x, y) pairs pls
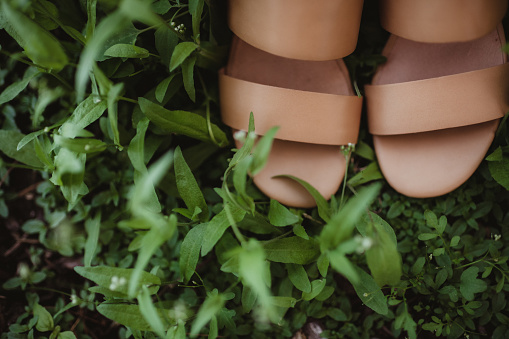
(1, 0), (509, 338)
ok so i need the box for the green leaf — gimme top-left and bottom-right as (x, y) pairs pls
(54, 136), (107, 154)
(250, 126), (279, 175)
(97, 304), (161, 331)
(189, 0), (204, 38)
(181, 55), (197, 102)
(418, 233), (438, 241)
(155, 25), (178, 67)
(74, 266), (161, 296)
(0, 67), (40, 106)
(104, 44), (149, 58)
(60, 95), (108, 137)
(84, 213), (101, 267)
(286, 264), (311, 293)
(319, 183), (381, 250)
(138, 286), (166, 337)
(107, 82), (124, 147)
(2, 2), (68, 71)
(179, 223), (206, 283)
(317, 253), (329, 277)
(201, 205), (246, 256)
(33, 304), (54, 332)
(241, 285), (257, 313)
(190, 290), (225, 337)
(268, 200), (299, 227)
(271, 296), (297, 308)
(0, 130), (43, 168)
(460, 267), (488, 301)
(349, 267), (388, 315)
(155, 74), (177, 103)
(139, 97), (228, 146)
(347, 161), (383, 187)
(170, 42), (198, 71)
(57, 332), (76, 339)
(488, 157), (509, 190)
(263, 236), (320, 265)
(301, 279), (326, 301)
(174, 146), (209, 221)
(450, 235), (461, 247)
(279, 175), (330, 222)
(50, 148), (88, 208)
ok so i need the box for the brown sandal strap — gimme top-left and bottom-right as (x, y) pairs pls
(219, 69), (363, 145)
(228, 0), (364, 61)
(380, 0), (508, 43)
(366, 63), (509, 136)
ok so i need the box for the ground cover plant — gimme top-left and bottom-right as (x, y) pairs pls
(1, 0), (509, 338)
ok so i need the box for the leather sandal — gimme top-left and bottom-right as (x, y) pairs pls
(365, 0), (509, 198)
(219, 0), (364, 207)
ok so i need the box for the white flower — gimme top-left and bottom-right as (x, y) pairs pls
(109, 276), (127, 291)
(70, 294), (79, 305)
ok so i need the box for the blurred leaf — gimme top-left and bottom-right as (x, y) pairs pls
(130, 214), (177, 297)
(54, 135), (107, 154)
(263, 236), (320, 265)
(170, 42), (198, 71)
(328, 250), (359, 284)
(1, 1), (68, 71)
(488, 157), (509, 190)
(0, 130), (43, 168)
(238, 239), (276, 322)
(319, 183), (381, 251)
(74, 266), (161, 296)
(138, 285), (166, 337)
(139, 97), (228, 146)
(155, 74), (177, 103)
(179, 224), (206, 283)
(166, 319), (186, 339)
(104, 44), (149, 58)
(119, 0), (166, 26)
(50, 148), (88, 208)
(174, 146), (209, 222)
(190, 289), (225, 337)
(0, 67), (40, 106)
(365, 226), (402, 287)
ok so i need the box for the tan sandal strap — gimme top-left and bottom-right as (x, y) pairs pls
(219, 69), (362, 145)
(380, 0), (508, 43)
(228, 0), (363, 61)
(366, 63), (509, 136)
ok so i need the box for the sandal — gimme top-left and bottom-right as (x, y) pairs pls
(219, 0), (364, 207)
(365, 0), (509, 198)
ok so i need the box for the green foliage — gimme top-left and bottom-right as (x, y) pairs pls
(1, 1), (508, 338)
